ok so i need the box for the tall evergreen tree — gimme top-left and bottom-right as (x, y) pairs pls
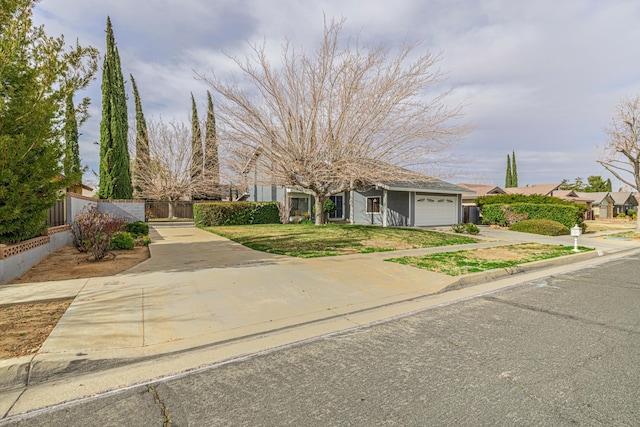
(98, 17), (132, 199)
(203, 91), (220, 200)
(505, 154), (513, 187)
(190, 93), (203, 198)
(130, 74), (149, 196)
(606, 178), (612, 192)
(63, 93), (81, 177)
(0, 0), (98, 243)
(511, 150), (518, 187)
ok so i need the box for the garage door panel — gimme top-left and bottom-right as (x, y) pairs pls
(415, 195), (457, 226)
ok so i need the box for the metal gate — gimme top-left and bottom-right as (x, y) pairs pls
(145, 200), (194, 220)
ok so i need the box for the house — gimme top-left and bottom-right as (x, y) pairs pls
(609, 192), (638, 216)
(456, 184), (507, 205)
(504, 183), (562, 196)
(244, 164), (472, 227)
(575, 192), (615, 219)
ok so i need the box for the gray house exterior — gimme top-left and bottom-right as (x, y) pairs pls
(247, 177), (472, 227)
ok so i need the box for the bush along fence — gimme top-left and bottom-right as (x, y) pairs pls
(194, 202), (281, 226)
(481, 203), (585, 230)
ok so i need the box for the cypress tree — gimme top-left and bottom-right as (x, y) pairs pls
(98, 17), (132, 199)
(606, 178), (612, 192)
(64, 92), (81, 178)
(131, 74), (149, 196)
(190, 93), (203, 198)
(511, 150), (518, 187)
(505, 154), (512, 188)
(204, 91), (220, 200)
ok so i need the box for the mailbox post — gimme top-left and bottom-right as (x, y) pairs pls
(571, 224), (582, 252)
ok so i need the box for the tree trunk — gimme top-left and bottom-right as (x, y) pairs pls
(168, 201), (175, 219)
(314, 195), (325, 226)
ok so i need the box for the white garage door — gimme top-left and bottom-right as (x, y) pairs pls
(414, 194), (458, 226)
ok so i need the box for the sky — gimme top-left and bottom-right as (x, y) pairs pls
(32, 0), (640, 190)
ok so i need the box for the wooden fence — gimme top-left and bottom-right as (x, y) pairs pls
(146, 200), (194, 220)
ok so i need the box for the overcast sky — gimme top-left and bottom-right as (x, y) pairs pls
(32, 0), (640, 189)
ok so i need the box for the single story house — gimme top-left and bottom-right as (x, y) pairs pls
(504, 183), (562, 196)
(576, 192), (616, 219)
(609, 192), (638, 216)
(245, 169), (472, 227)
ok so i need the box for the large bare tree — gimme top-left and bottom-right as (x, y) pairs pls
(133, 119), (211, 218)
(598, 95), (640, 231)
(203, 18), (466, 225)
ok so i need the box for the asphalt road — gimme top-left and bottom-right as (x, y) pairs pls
(5, 253), (640, 426)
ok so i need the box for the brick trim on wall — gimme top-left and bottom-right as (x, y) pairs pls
(0, 236), (50, 259)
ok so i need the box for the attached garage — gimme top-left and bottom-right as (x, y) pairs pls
(414, 194), (458, 226)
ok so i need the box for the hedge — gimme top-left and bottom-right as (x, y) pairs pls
(482, 203), (585, 230)
(509, 219), (570, 236)
(194, 202), (281, 226)
(475, 194), (576, 208)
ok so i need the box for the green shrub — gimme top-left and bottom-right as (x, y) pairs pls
(465, 223), (480, 235)
(627, 209), (637, 216)
(110, 231), (135, 250)
(194, 202), (281, 226)
(450, 223), (466, 233)
(125, 221), (149, 237)
(136, 235), (151, 246)
(616, 212), (627, 218)
(509, 219), (569, 236)
(475, 194), (576, 208)
(481, 203), (584, 230)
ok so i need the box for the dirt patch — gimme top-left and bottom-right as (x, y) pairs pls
(8, 245), (150, 284)
(2, 244), (149, 361)
(0, 299), (73, 359)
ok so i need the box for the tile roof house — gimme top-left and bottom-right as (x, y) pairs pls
(576, 192), (616, 219)
(503, 183), (562, 196)
(608, 192), (638, 216)
(456, 184), (507, 204)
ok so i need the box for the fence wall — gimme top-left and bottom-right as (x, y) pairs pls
(66, 193), (145, 223)
(0, 226), (72, 284)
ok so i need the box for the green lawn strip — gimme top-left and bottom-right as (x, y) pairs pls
(386, 243), (594, 276)
(203, 224), (477, 258)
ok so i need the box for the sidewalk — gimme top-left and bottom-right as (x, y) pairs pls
(1, 225), (638, 418)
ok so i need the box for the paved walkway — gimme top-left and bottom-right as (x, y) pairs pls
(0, 225), (638, 418)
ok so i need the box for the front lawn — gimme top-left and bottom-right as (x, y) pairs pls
(204, 224), (477, 258)
(387, 243), (593, 276)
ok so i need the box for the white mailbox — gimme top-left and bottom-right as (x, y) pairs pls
(571, 224), (582, 252)
(571, 225), (582, 237)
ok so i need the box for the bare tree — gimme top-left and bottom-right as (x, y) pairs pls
(133, 119), (210, 218)
(202, 18), (467, 225)
(598, 95), (640, 231)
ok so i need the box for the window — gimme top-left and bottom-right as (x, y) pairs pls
(329, 195), (344, 219)
(289, 197), (309, 216)
(366, 196), (381, 213)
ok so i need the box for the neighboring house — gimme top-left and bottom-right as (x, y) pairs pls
(608, 192), (638, 216)
(552, 190), (595, 220)
(244, 163), (472, 227)
(456, 184), (507, 205)
(575, 192), (615, 219)
(504, 183), (562, 196)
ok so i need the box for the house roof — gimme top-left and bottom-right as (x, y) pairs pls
(377, 179), (473, 194)
(575, 192), (611, 204)
(609, 191), (638, 206)
(504, 183), (562, 196)
(374, 166), (473, 194)
(456, 183), (507, 197)
(551, 190), (594, 203)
